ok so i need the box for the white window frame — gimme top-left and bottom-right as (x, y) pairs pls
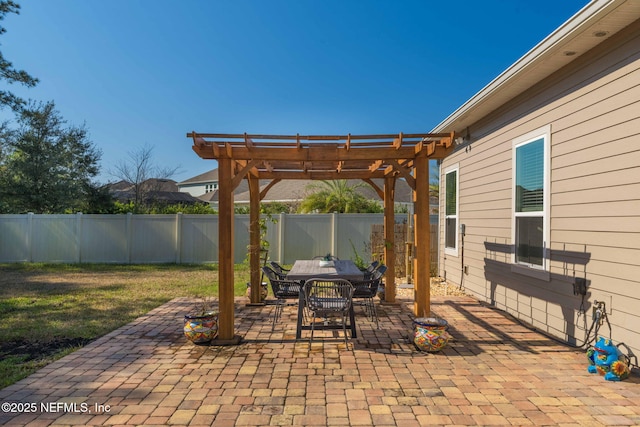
(511, 125), (551, 271)
(444, 163), (459, 257)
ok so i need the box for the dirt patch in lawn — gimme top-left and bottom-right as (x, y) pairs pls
(0, 337), (94, 362)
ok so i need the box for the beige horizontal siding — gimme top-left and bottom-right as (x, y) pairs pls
(440, 18), (640, 355)
(553, 199), (640, 217)
(551, 182), (640, 206)
(552, 229), (640, 250)
(555, 122), (640, 163)
(462, 189), (511, 206)
(553, 167), (640, 192)
(553, 136), (640, 181)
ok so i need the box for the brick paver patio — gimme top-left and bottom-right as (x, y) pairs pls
(1, 295), (638, 426)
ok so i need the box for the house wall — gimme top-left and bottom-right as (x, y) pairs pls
(178, 183), (208, 197)
(439, 18), (640, 356)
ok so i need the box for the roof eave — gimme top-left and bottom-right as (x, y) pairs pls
(432, 0), (640, 134)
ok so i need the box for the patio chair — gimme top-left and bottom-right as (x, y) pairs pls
(349, 274), (382, 329)
(268, 261), (290, 280)
(262, 266), (303, 330)
(374, 264), (387, 278)
(304, 278), (354, 344)
(361, 260), (380, 279)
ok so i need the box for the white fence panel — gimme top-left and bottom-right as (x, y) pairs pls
(175, 215), (250, 264)
(80, 215), (128, 263)
(281, 214), (332, 263)
(234, 215), (251, 264)
(31, 214), (79, 263)
(179, 214), (218, 263)
(0, 213), (426, 266)
(0, 214), (30, 262)
(273, 214), (386, 264)
(129, 215), (178, 263)
(336, 214), (384, 262)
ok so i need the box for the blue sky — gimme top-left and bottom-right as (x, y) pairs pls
(2, 0), (587, 184)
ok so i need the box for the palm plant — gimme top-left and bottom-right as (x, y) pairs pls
(300, 180), (372, 213)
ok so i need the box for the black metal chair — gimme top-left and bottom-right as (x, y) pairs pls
(268, 261), (290, 279)
(375, 264), (387, 277)
(261, 266), (303, 330)
(304, 278), (354, 344)
(361, 260), (380, 279)
(350, 274), (383, 329)
(370, 264), (388, 302)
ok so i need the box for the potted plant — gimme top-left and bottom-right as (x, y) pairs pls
(319, 253), (334, 267)
(183, 296), (219, 344)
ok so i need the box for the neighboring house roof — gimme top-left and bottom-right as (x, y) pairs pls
(150, 191), (203, 204)
(140, 178), (180, 192)
(178, 169), (219, 185)
(108, 180), (132, 191)
(432, 0), (640, 134)
(107, 179), (202, 205)
(197, 190), (219, 203)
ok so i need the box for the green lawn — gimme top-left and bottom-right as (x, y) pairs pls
(0, 263), (251, 388)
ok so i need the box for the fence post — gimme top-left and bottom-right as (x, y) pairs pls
(126, 213), (133, 264)
(27, 212), (34, 262)
(76, 212), (83, 263)
(331, 212), (338, 258)
(175, 212), (183, 264)
(278, 213), (285, 263)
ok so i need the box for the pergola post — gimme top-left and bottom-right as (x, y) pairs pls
(383, 176), (396, 303)
(413, 155), (431, 317)
(248, 174), (262, 304)
(217, 157), (236, 341)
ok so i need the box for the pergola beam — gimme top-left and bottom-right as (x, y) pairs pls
(193, 145), (449, 161)
(249, 171), (391, 180)
(190, 132), (452, 141)
(363, 178), (384, 199)
(231, 159), (260, 190)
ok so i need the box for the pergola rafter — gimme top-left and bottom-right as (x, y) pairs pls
(188, 131), (455, 342)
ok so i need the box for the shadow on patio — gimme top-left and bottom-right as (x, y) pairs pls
(1, 295), (639, 426)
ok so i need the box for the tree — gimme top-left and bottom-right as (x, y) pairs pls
(0, 101), (102, 213)
(0, 1), (39, 112)
(299, 180), (383, 213)
(111, 143), (180, 213)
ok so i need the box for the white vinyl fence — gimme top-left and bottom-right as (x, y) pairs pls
(0, 213), (405, 265)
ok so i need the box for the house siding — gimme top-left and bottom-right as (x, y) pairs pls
(439, 18), (640, 355)
(179, 183), (208, 197)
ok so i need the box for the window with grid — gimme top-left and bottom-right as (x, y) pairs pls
(444, 166), (458, 255)
(513, 128), (549, 269)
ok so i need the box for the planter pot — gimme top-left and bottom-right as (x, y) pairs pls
(184, 311), (219, 344)
(319, 260), (334, 267)
(245, 282), (268, 300)
(413, 317), (450, 352)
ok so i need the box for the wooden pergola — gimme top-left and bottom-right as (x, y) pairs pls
(188, 132), (455, 342)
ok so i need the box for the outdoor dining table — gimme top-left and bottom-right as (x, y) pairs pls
(286, 259), (364, 340)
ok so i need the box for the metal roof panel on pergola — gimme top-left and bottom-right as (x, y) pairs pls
(188, 131), (455, 342)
